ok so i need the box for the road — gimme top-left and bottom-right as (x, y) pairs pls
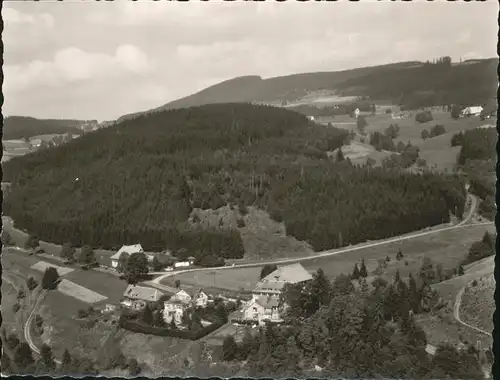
(152, 194), (489, 284)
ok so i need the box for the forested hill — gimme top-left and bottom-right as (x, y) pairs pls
(3, 116), (85, 140)
(4, 103), (465, 262)
(117, 58), (496, 122)
(117, 61), (422, 122)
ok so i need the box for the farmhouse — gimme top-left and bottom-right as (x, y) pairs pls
(461, 106), (483, 117)
(242, 295), (283, 325)
(163, 288), (209, 324)
(121, 284), (163, 310)
(110, 243), (144, 268)
(252, 263), (313, 299)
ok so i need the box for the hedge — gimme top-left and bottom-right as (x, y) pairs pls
(118, 317), (225, 340)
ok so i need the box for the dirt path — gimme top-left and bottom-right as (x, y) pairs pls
(453, 282), (492, 337)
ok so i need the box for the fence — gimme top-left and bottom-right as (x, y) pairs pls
(118, 317), (225, 341)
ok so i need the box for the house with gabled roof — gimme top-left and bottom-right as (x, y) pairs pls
(242, 295), (283, 325)
(110, 244), (144, 268)
(121, 285), (163, 310)
(252, 263), (313, 300)
(163, 287), (209, 325)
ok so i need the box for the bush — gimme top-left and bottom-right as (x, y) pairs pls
(12, 303), (20, 313)
(77, 309), (89, 319)
(26, 277), (38, 291)
(128, 358), (141, 376)
(236, 218), (246, 228)
(415, 111), (433, 123)
(238, 204), (249, 216)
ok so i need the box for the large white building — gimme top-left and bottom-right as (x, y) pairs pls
(110, 244), (144, 268)
(461, 106), (483, 117)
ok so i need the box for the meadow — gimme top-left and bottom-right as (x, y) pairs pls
(458, 273), (494, 333)
(166, 224), (495, 293)
(328, 110), (495, 170)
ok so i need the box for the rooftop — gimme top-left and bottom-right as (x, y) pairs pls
(123, 285), (163, 302)
(111, 243), (144, 260)
(261, 263), (313, 284)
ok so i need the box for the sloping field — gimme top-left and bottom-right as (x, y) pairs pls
(417, 133), (462, 171)
(57, 279), (108, 304)
(460, 273), (494, 333)
(31, 261), (75, 276)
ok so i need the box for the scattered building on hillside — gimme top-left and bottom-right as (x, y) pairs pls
(354, 108), (360, 118)
(306, 116), (315, 121)
(461, 106), (483, 117)
(121, 285), (163, 310)
(103, 304), (117, 313)
(111, 243), (144, 268)
(163, 288), (209, 324)
(251, 263), (313, 300)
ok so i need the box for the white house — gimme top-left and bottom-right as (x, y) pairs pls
(242, 296), (282, 325)
(121, 285), (163, 310)
(306, 116), (315, 121)
(461, 106), (483, 117)
(110, 244), (144, 268)
(163, 288), (209, 325)
(252, 263), (313, 300)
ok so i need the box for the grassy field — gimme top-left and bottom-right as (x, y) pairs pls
(63, 267), (128, 305)
(167, 224), (495, 293)
(37, 290), (117, 360)
(57, 279), (109, 304)
(459, 273), (494, 333)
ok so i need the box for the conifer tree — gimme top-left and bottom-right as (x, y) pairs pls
(359, 259), (368, 278)
(352, 263), (361, 280)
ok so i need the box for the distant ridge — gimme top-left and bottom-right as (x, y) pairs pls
(116, 58), (497, 123)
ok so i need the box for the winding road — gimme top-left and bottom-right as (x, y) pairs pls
(151, 194), (490, 285)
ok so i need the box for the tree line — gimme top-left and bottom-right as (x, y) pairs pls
(4, 103), (465, 259)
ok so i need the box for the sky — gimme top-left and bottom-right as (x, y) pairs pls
(3, 1), (498, 121)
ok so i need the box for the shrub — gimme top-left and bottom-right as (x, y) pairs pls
(12, 303), (20, 313)
(77, 309), (89, 319)
(26, 277), (38, 291)
(41, 267), (60, 290)
(128, 358), (141, 376)
(415, 111), (433, 123)
(236, 218), (246, 228)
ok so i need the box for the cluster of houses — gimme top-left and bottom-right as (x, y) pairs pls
(117, 261), (313, 328)
(110, 243), (195, 271)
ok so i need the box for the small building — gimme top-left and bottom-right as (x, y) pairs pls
(30, 138), (42, 148)
(163, 288), (209, 324)
(306, 116), (315, 121)
(174, 257), (194, 268)
(103, 304), (117, 313)
(121, 285), (163, 311)
(110, 244), (144, 268)
(461, 106), (483, 117)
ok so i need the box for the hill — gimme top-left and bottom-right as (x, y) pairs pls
(3, 103), (466, 263)
(3, 116), (85, 140)
(117, 58), (496, 122)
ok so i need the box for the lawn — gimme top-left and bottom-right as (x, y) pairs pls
(31, 261), (75, 276)
(63, 268), (128, 305)
(166, 224), (495, 294)
(162, 267), (262, 293)
(57, 279), (108, 304)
